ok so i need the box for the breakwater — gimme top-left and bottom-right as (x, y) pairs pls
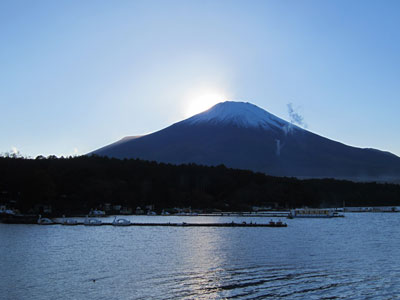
(41, 222), (287, 227)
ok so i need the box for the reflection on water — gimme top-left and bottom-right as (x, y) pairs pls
(1, 214), (400, 299)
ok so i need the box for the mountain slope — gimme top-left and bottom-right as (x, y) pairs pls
(92, 101), (400, 181)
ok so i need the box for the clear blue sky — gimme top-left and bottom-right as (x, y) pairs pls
(1, 0), (400, 157)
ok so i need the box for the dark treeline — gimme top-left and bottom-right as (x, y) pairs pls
(1, 155), (400, 215)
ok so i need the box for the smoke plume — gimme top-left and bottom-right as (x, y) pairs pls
(287, 103), (307, 128)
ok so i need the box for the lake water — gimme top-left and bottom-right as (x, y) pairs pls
(1, 213), (400, 299)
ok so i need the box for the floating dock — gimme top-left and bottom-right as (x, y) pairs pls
(47, 222), (287, 227)
(1, 219), (287, 227)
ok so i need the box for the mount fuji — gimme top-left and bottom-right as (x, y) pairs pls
(92, 101), (400, 182)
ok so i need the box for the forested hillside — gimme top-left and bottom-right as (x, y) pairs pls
(1, 155), (400, 215)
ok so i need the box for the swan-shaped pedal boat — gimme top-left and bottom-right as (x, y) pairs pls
(112, 216), (131, 226)
(37, 215), (53, 225)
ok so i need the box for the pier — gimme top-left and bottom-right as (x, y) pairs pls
(1, 217), (287, 227)
(42, 222), (287, 227)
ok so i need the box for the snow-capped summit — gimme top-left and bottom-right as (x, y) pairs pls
(185, 101), (294, 131)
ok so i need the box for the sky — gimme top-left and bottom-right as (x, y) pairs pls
(1, 0), (400, 157)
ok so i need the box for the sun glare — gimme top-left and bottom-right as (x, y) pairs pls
(185, 93), (227, 117)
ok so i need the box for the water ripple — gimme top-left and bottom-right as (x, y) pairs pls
(2, 214), (400, 299)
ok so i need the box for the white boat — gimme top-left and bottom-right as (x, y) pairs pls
(37, 215), (53, 225)
(0, 208), (16, 216)
(84, 215), (102, 226)
(289, 208), (342, 218)
(89, 209), (106, 217)
(112, 216), (131, 226)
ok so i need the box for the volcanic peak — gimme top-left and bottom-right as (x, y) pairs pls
(185, 101), (294, 131)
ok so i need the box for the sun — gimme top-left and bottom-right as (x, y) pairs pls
(184, 93), (227, 117)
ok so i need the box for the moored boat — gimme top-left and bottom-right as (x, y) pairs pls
(89, 209), (106, 217)
(84, 215), (102, 226)
(288, 208), (343, 218)
(38, 215), (54, 225)
(112, 216), (131, 226)
(62, 215), (78, 225)
(267, 219), (287, 227)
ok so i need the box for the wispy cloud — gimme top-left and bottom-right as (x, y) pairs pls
(287, 103), (307, 128)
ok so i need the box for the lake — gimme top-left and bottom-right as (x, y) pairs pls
(1, 213), (400, 299)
